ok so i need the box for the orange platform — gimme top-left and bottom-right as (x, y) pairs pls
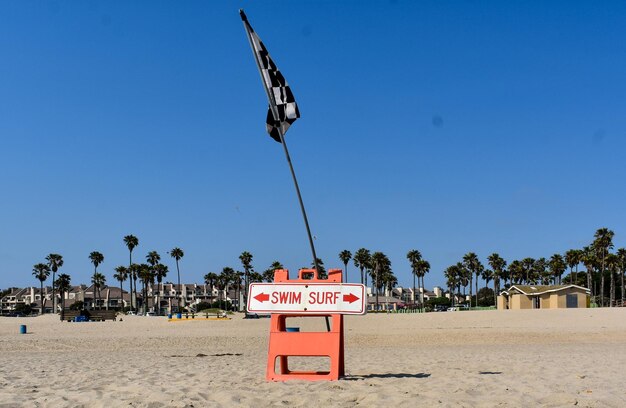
(266, 268), (345, 381)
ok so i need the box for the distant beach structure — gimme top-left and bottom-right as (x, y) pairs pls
(498, 284), (590, 310)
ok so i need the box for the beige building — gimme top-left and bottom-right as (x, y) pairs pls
(498, 285), (590, 310)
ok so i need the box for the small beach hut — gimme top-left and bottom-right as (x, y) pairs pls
(497, 284), (590, 310)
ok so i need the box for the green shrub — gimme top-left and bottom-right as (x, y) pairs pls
(195, 302), (212, 311)
(15, 303), (32, 315)
(69, 301), (84, 310)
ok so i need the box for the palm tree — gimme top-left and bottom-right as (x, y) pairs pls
(263, 261), (284, 282)
(581, 247), (596, 300)
(462, 252), (482, 308)
(606, 253), (619, 307)
(55, 273), (71, 314)
(239, 251), (253, 308)
(234, 271), (244, 311)
(520, 257), (535, 284)
(370, 252), (391, 311)
(129, 263), (141, 311)
(406, 250), (422, 306)
(565, 249), (580, 285)
(153, 263), (169, 315)
(250, 271), (264, 283)
(458, 262), (470, 303)
(113, 266), (128, 311)
(617, 248), (626, 305)
(593, 228), (614, 307)
(91, 272), (106, 310)
(487, 253), (507, 292)
(381, 268), (398, 310)
(138, 263), (153, 314)
(218, 267), (236, 311)
(45, 254), (63, 313)
(146, 251), (161, 267)
(204, 272), (218, 306)
(123, 235), (139, 311)
(444, 264), (460, 307)
(168, 247), (184, 312)
(338, 250), (352, 283)
(310, 257), (326, 279)
(88, 251), (104, 309)
(480, 269), (493, 305)
(32, 263), (51, 314)
(532, 258), (547, 285)
(508, 260), (522, 284)
(214, 274), (225, 311)
(416, 259), (430, 311)
(353, 248), (371, 286)
(548, 254), (566, 285)
(541, 266), (552, 285)
(145, 251), (161, 311)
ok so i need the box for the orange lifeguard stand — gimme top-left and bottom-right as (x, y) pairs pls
(266, 268), (345, 381)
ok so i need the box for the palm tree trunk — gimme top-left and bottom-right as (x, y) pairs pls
(372, 273), (378, 311)
(600, 260), (605, 307)
(235, 283), (239, 312)
(176, 260), (181, 313)
(475, 274), (479, 309)
(600, 274), (604, 306)
(610, 269), (615, 307)
(134, 277), (138, 312)
(120, 280), (124, 311)
(469, 276), (473, 308)
(40, 281), (44, 315)
(128, 275), (133, 311)
(52, 272), (56, 314)
(412, 273), (416, 306)
(421, 275), (425, 312)
(128, 251), (132, 311)
(621, 264), (626, 307)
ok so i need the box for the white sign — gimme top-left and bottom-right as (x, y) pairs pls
(247, 283), (366, 315)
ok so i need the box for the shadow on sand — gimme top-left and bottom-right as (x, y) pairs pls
(344, 373), (431, 380)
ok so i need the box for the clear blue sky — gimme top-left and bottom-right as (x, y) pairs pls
(1, 1), (625, 290)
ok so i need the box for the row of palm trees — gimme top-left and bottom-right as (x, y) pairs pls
(88, 235), (185, 315)
(204, 257), (298, 311)
(31, 235), (185, 315)
(30, 227), (624, 315)
(31, 254), (71, 315)
(336, 249), (400, 311)
(442, 228), (626, 308)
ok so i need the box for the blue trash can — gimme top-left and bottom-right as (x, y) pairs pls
(286, 327), (300, 332)
(167, 314), (172, 319)
(176, 313), (182, 319)
(19, 325), (27, 334)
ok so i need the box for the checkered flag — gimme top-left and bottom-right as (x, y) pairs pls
(240, 10), (300, 143)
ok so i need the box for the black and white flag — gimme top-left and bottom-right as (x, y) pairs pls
(240, 10), (300, 143)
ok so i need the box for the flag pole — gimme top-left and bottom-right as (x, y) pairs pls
(240, 10), (320, 275)
(276, 130), (321, 274)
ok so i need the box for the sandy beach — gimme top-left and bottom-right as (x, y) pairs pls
(1, 309), (625, 407)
